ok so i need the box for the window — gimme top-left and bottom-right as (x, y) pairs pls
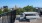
(25, 14), (36, 16)
(20, 14), (23, 17)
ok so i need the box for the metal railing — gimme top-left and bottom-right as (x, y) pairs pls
(0, 10), (16, 23)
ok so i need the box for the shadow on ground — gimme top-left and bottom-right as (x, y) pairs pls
(16, 17), (30, 22)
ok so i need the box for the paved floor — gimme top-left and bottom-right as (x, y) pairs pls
(15, 17), (42, 23)
(0, 18), (2, 23)
(0, 17), (42, 23)
(15, 20), (30, 23)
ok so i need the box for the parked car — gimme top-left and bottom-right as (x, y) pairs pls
(19, 12), (40, 22)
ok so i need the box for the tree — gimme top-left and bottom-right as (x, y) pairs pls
(3, 8), (9, 12)
(33, 8), (36, 12)
(23, 5), (34, 12)
(16, 8), (26, 15)
(0, 9), (3, 14)
(16, 5), (36, 15)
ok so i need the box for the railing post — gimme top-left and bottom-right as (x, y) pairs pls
(10, 10), (16, 23)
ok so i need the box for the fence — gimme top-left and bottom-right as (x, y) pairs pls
(0, 10), (16, 23)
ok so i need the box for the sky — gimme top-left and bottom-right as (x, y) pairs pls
(0, 0), (42, 8)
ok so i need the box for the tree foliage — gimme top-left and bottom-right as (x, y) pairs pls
(3, 8), (9, 12)
(23, 5), (34, 12)
(16, 5), (36, 15)
(0, 9), (3, 14)
(16, 8), (26, 15)
(0, 5), (36, 15)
